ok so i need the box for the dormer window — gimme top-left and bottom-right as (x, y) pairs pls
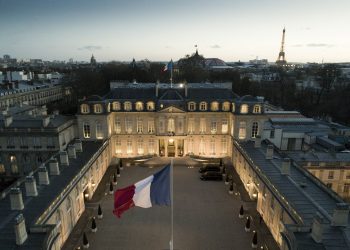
(94, 104), (103, 114)
(240, 104), (248, 114)
(222, 102), (230, 111)
(147, 101), (155, 111)
(124, 101), (132, 111)
(81, 104), (90, 114)
(253, 105), (261, 114)
(112, 102), (121, 111)
(135, 102), (144, 111)
(188, 102), (196, 111)
(210, 102), (219, 111)
(199, 102), (207, 111)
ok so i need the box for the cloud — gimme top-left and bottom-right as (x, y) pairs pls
(306, 43), (334, 48)
(210, 44), (221, 49)
(291, 44), (303, 47)
(78, 45), (102, 51)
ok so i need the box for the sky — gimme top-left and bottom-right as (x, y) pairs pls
(0, 0), (349, 63)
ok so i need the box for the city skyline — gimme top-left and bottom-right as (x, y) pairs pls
(1, 0), (350, 63)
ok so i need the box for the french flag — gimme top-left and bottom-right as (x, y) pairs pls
(163, 60), (173, 72)
(113, 165), (171, 218)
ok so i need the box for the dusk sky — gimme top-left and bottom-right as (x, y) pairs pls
(1, 0), (349, 63)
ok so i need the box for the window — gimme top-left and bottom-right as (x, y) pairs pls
(221, 137), (228, 154)
(47, 137), (54, 147)
(222, 119), (228, 134)
(199, 138), (205, 155)
(115, 138), (122, 154)
(346, 172), (350, 179)
(222, 102), (230, 111)
(199, 102), (207, 111)
(0, 164), (5, 174)
(137, 119), (143, 133)
(188, 118), (195, 134)
(94, 104), (103, 113)
(232, 103), (235, 112)
(240, 104), (248, 114)
(147, 101), (155, 111)
(148, 139), (155, 154)
(20, 137), (28, 147)
(148, 120), (155, 134)
(251, 122), (259, 138)
(344, 184), (350, 193)
(115, 118), (121, 133)
(81, 104), (90, 114)
(83, 123), (91, 138)
(188, 138), (194, 154)
(328, 171), (334, 179)
(188, 102), (196, 111)
(168, 118), (175, 133)
(96, 122), (103, 139)
(137, 138), (143, 155)
(210, 102), (219, 111)
(125, 118), (132, 133)
(10, 155), (18, 174)
(7, 137), (15, 148)
(210, 120), (217, 134)
(238, 121), (247, 139)
(112, 102), (121, 111)
(124, 102), (132, 111)
(210, 138), (215, 155)
(253, 105), (261, 114)
(127, 140), (132, 154)
(178, 118), (184, 134)
(270, 130), (275, 139)
(159, 119), (165, 133)
(200, 118), (206, 133)
(33, 137), (41, 147)
(135, 102), (144, 111)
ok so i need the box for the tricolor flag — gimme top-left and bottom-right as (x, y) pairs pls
(113, 165), (171, 218)
(163, 60), (173, 72)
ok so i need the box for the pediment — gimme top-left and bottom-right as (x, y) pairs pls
(158, 106), (185, 113)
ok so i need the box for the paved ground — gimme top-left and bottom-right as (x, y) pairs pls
(64, 157), (279, 250)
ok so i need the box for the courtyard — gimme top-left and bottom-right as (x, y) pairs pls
(64, 157), (278, 250)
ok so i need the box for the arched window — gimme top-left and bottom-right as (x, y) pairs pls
(81, 104), (90, 114)
(188, 102), (196, 111)
(222, 102), (230, 111)
(112, 102), (121, 111)
(240, 104), (248, 114)
(147, 101), (155, 111)
(253, 105), (261, 114)
(135, 102), (144, 111)
(199, 102), (207, 111)
(94, 104), (103, 114)
(210, 102), (219, 111)
(251, 122), (259, 138)
(124, 102), (132, 111)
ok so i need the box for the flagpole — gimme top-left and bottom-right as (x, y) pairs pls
(170, 158), (174, 250)
(170, 59), (173, 89)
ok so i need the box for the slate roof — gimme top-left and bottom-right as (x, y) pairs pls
(0, 115), (74, 130)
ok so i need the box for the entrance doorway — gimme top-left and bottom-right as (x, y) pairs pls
(167, 138), (175, 157)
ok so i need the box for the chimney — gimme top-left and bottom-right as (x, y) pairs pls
(4, 115), (13, 127)
(331, 203), (349, 227)
(25, 176), (38, 197)
(38, 166), (50, 185)
(156, 81), (159, 97)
(59, 151), (69, 166)
(10, 188), (24, 210)
(14, 214), (28, 245)
(266, 144), (274, 160)
(311, 212), (326, 243)
(49, 158), (60, 175)
(74, 139), (83, 152)
(67, 145), (76, 159)
(281, 158), (291, 175)
(254, 136), (261, 148)
(42, 116), (50, 127)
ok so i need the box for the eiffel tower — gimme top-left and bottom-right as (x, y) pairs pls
(276, 28), (287, 66)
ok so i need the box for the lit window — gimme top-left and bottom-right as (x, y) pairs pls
(115, 138), (122, 154)
(112, 102), (121, 111)
(81, 104), (90, 114)
(199, 138), (205, 155)
(168, 118), (175, 133)
(222, 102), (230, 111)
(221, 137), (227, 154)
(210, 138), (215, 155)
(200, 118), (206, 133)
(10, 155), (18, 174)
(83, 123), (90, 138)
(0, 164), (5, 174)
(222, 119), (228, 134)
(127, 140), (132, 154)
(178, 118), (184, 134)
(115, 118), (121, 133)
(137, 138), (144, 155)
(94, 104), (103, 113)
(238, 121), (246, 139)
(135, 102), (144, 111)
(125, 118), (132, 134)
(147, 101), (155, 111)
(188, 138), (194, 154)
(188, 118), (195, 134)
(148, 139), (155, 154)
(199, 102), (207, 111)
(210, 102), (219, 111)
(148, 120), (155, 134)
(251, 122), (259, 138)
(137, 119), (143, 133)
(211, 120), (217, 134)
(328, 171), (334, 179)
(253, 105), (261, 114)
(240, 104), (248, 114)
(124, 102), (132, 111)
(96, 122), (103, 139)
(188, 102), (196, 111)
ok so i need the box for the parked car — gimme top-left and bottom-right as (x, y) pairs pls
(200, 171), (223, 181)
(199, 165), (221, 173)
